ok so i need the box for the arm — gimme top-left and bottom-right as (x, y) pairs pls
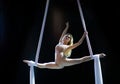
(77, 31), (88, 45)
(59, 22), (69, 42)
(65, 31), (88, 51)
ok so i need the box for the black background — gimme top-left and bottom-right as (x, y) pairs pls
(0, 0), (119, 84)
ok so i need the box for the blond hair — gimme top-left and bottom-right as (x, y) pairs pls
(64, 33), (73, 57)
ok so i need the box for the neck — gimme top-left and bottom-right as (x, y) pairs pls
(62, 41), (68, 45)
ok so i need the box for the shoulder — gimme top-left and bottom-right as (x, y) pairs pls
(55, 43), (69, 49)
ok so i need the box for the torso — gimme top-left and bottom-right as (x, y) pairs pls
(55, 43), (69, 58)
(55, 43), (68, 52)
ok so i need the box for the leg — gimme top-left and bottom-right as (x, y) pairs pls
(23, 60), (64, 69)
(62, 56), (92, 67)
(36, 62), (64, 69)
(62, 53), (106, 67)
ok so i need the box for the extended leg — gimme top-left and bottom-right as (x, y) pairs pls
(62, 53), (106, 67)
(23, 60), (64, 69)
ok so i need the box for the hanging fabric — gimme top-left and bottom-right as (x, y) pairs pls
(29, 0), (50, 84)
(77, 0), (103, 84)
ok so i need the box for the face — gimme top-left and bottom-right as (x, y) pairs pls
(62, 34), (71, 44)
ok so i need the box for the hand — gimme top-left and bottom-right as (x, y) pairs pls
(84, 31), (88, 35)
(65, 22), (69, 28)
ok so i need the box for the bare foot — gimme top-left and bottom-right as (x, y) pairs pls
(23, 60), (36, 66)
(93, 53), (106, 58)
(99, 53), (106, 58)
(23, 60), (29, 63)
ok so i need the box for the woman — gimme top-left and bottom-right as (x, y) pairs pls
(23, 22), (106, 69)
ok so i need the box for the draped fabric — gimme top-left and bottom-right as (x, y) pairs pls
(77, 0), (103, 84)
(29, 0), (50, 84)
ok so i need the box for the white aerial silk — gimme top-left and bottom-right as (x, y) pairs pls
(29, 0), (50, 84)
(77, 0), (103, 84)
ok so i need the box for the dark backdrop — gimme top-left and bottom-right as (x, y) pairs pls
(0, 0), (119, 84)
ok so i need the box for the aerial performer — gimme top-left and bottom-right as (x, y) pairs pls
(23, 22), (106, 69)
